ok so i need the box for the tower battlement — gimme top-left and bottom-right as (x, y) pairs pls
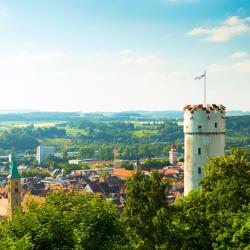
(183, 104), (226, 113)
(183, 104), (226, 134)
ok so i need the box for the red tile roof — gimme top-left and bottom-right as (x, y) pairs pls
(112, 168), (135, 178)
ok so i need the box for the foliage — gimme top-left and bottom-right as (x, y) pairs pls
(0, 192), (124, 250)
(174, 150), (250, 249)
(200, 150), (250, 249)
(0, 126), (66, 151)
(21, 168), (51, 178)
(68, 119), (183, 146)
(120, 161), (134, 170)
(0, 129), (39, 151)
(226, 115), (250, 149)
(142, 158), (170, 169)
(122, 171), (172, 249)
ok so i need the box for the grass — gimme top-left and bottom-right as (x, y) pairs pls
(65, 128), (88, 135)
(39, 138), (73, 147)
(0, 121), (67, 136)
(133, 130), (158, 138)
(0, 121), (64, 130)
(14, 122), (61, 128)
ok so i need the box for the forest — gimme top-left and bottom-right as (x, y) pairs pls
(0, 114), (248, 161)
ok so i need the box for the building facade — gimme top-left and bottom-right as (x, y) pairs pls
(37, 146), (56, 164)
(7, 157), (21, 221)
(183, 104), (226, 195)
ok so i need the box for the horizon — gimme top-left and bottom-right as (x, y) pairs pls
(0, 108), (249, 114)
(0, 1), (249, 112)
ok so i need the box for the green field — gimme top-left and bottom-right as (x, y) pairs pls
(0, 121), (63, 129)
(133, 130), (158, 138)
(65, 128), (88, 135)
(39, 138), (73, 147)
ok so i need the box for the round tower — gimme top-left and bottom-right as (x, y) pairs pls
(183, 104), (226, 195)
(169, 144), (178, 166)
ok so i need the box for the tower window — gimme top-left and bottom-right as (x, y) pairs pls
(15, 188), (18, 193)
(198, 167), (201, 174)
(215, 122), (217, 128)
(198, 125), (202, 129)
(198, 148), (201, 155)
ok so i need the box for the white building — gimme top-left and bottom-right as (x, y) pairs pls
(169, 144), (178, 165)
(68, 159), (85, 165)
(37, 146), (56, 164)
(183, 104), (226, 195)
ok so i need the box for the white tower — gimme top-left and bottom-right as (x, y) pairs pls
(183, 104), (226, 195)
(169, 144), (178, 165)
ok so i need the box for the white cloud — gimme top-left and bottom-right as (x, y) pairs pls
(207, 64), (230, 72)
(120, 55), (166, 65)
(10, 51), (66, 64)
(230, 51), (249, 60)
(232, 60), (250, 72)
(208, 60), (250, 73)
(188, 16), (250, 42)
(119, 49), (133, 55)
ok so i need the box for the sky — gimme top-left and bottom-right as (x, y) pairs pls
(0, 0), (249, 112)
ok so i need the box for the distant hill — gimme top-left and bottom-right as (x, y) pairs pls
(82, 110), (250, 120)
(0, 110), (248, 122)
(0, 112), (81, 121)
(226, 111), (250, 116)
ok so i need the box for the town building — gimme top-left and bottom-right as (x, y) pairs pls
(169, 144), (178, 165)
(37, 146), (56, 164)
(183, 104), (226, 195)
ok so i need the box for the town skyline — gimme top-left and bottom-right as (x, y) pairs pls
(0, 0), (249, 112)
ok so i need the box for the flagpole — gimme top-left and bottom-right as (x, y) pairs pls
(204, 70), (206, 106)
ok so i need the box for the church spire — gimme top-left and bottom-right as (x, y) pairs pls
(7, 155), (22, 221)
(8, 156), (21, 179)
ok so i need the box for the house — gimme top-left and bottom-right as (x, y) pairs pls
(112, 168), (135, 180)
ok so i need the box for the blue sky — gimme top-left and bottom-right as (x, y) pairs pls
(0, 0), (249, 111)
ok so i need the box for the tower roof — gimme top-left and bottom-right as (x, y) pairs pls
(7, 157), (21, 179)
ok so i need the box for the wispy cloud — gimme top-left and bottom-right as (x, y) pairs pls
(230, 51), (249, 60)
(119, 49), (133, 55)
(120, 55), (166, 65)
(208, 60), (250, 73)
(10, 51), (66, 64)
(188, 16), (250, 42)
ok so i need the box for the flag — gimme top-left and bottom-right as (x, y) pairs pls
(195, 73), (206, 80)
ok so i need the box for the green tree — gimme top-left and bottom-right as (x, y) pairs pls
(122, 171), (172, 249)
(173, 150), (250, 250)
(200, 150), (250, 249)
(0, 192), (124, 250)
